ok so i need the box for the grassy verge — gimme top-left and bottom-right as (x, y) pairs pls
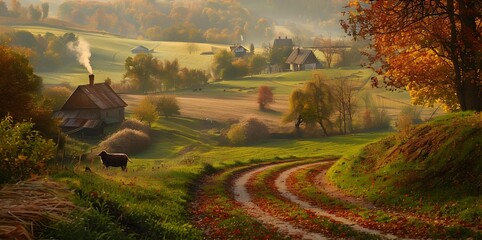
(44, 165), (204, 239)
(327, 112), (481, 237)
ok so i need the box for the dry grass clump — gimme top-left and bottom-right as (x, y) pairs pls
(119, 119), (151, 134)
(99, 129), (151, 154)
(0, 178), (76, 240)
(227, 118), (269, 146)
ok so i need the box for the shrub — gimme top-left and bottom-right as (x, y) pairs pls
(226, 123), (246, 145)
(99, 129), (151, 154)
(154, 95), (180, 118)
(226, 118), (269, 146)
(133, 96), (159, 125)
(119, 119), (150, 135)
(0, 116), (56, 184)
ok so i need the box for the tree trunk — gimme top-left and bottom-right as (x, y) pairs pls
(318, 120), (329, 136)
(295, 115), (303, 130)
(459, 1), (482, 111)
(460, 80), (482, 111)
(449, 0), (482, 111)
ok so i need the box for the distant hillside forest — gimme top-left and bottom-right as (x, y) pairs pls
(55, 0), (346, 44)
(57, 0), (274, 44)
(239, 0), (344, 21)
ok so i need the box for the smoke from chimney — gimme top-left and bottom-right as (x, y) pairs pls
(67, 37), (93, 74)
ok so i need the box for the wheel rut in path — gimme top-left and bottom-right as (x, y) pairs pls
(233, 164), (327, 240)
(275, 161), (398, 239)
(233, 161), (399, 239)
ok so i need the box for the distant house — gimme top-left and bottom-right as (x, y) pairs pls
(273, 36), (294, 49)
(285, 48), (321, 71)
(131, 45), (151, 54)
(53, 75), (128, 136)
(268, 37), (294, 72)
(230, 45), (248, 58)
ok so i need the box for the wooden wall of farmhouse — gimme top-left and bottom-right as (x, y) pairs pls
(100, 107), (125, 122)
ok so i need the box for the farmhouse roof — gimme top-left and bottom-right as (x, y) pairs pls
(230, 45), (247, 51)
(58, 75), (127, 113)
(285, 48), (320, 65)
(131, 45), (150, 53)
(53, 110), (102, 129)
(273, 37), (293, 49)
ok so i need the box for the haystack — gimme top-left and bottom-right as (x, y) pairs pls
(0, 177), (76, 240)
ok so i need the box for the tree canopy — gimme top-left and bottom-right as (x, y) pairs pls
(0, 44), (57, 137)
(124, 54), (208, 93)
(257, 85), (274, 110)
(124, 53), (159, 93)
(342, 0), (482, 111)
(0, 44), (42, 120)
(154, 95), (181, 118)
(283, 74), (335, 136)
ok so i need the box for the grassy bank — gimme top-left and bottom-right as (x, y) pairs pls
(327, 112), (482, 228)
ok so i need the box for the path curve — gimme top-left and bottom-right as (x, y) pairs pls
(312, 165), (377, 209)
(233, 164), (327, 240)
(274, 162), (398, 239)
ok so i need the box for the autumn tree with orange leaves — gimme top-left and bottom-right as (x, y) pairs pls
(341, 0), (482, 111)
(257, 85), (274, 110)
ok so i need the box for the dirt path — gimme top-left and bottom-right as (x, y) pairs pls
(233, 164), (327, 240)
(233, 161), (400, 239)
(274, 162), (397, 239)
(193, 159), (479, 239)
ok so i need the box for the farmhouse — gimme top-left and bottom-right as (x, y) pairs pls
(273, 36), (294, 49)
(285, 48), (321, 71)
(230, 44), (248, 58)
(131, 45), (150, 54)
(53, 75), (127, 135)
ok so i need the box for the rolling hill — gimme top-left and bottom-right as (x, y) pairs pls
(328, 112), (482, 222)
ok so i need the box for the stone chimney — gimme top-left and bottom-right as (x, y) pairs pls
(89, 74), (94, 85)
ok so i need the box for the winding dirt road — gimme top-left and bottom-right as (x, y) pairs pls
(233, 164), (327, 240)
(232, 161), (398, 239)
(192, 159), (479, 239)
